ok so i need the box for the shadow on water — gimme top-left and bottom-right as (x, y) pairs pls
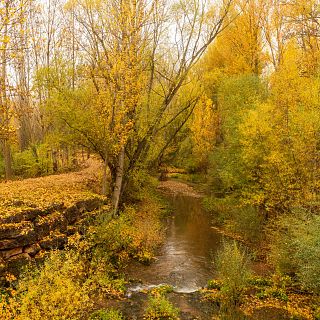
(126, 194), (224, 293)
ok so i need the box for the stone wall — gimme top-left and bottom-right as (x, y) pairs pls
(0, 197), (104, 274)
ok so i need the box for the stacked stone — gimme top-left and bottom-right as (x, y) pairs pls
(0, 198), (103, 274)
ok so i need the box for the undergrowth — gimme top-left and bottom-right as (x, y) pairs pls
(0, 181), (166, 319)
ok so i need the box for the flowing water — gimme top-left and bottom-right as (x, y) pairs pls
(126, 193), (224, 294)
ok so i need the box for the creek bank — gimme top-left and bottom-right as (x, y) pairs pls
(0, 197), (105, 275)
(104, 289), (217, 320)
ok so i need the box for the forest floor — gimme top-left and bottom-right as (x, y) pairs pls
(157, 180), (203, 198)
(0, 158), (104, 219)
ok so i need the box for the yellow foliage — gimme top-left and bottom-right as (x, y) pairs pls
(190, 95), (217, 166)
(0, 159), (105, 219)
(203, 0), (266, 76)
(239, 43), (320, 211)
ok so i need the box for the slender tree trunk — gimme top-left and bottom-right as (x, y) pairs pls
(3, 140), (12, 180)
(52, 149), (58, 172)
(1, 1), (12, 180)
(101, 150), (109, 195)
(112, 147), (125, 215)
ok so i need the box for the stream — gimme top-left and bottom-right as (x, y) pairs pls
(106, 182), (274, 319)
(112, 187), (230, 319)
(126, 193), (224, 294)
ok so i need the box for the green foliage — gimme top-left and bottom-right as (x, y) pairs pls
(90, 308), (124, 320)
(269, 211), (320, 293)
(227, 205), (264, 242)
(248, 276), (272, 287)
(150, 285), (174, 296)
(255, 275), (290, 302)
(88, 198), (163, 269)
(215, 241), (251, 305)
(315, 307), (320, 320)
(143, 293), (180, 320)
(124, 168), (159, 202)
(267, 288), (289, 301)
(207, 279), (222, 290)
(205, 74), (266, 194)
(203, 196), (263, 241)
(255, 286), (289, 302)
(12, 145), (52, 177)
(202, 195), (238, 224)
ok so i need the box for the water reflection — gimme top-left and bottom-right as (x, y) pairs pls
(127, 194), (224, 293)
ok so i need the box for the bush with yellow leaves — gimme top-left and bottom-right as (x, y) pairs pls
(16, 250), (92, 320)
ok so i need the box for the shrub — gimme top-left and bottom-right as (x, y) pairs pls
(256, 287), (288, 302)
(12, 144), (53, 177)
(143, 295), (180, 320)
(150, 285), (174, 296)
(268, 211), (320, 293)
(207, 279), (222, 290)
(215, 241), (251, 305)
(0, 288), (20, 320)
(88, 197), (163, 269)
(248, 276), (272, 287)
(228, 205), (264, 242)
(202, 196), (238, 225)
(16, 250), (92, 320)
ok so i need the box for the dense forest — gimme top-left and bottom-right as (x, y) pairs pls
(1, 0), (320, 319)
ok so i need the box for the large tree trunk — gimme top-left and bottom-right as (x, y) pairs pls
(112, 146), (125, 216)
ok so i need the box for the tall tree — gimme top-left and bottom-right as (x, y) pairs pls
(58, 0), (236, 212)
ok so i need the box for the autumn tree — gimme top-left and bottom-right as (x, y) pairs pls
(47, 0), (236, 212)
